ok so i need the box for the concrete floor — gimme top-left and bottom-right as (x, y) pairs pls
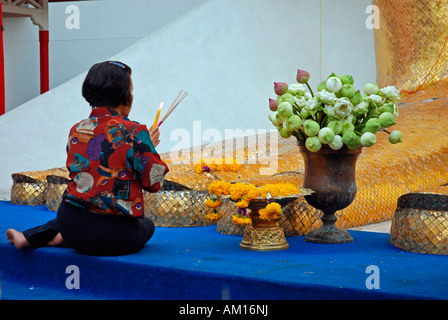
(349, 220), (392, 233)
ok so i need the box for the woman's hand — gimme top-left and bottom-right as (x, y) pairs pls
(150, 126), (161, 148)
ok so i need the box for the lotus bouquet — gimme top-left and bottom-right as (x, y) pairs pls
(268, 69), (402, 152)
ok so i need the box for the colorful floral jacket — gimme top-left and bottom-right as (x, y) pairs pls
(63, 107), (169, 218)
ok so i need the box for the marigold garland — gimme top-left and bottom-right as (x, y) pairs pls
(206, 212), (223, 222)
(205, 181), (301, 226)
(259, 202), (282, 221)
(205, 198), (222, 208)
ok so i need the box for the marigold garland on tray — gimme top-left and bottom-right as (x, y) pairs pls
(205, 180), (301, 226)
(259, 202), (283, 221)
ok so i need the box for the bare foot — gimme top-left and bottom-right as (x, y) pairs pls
(6, 229), (32, 249)
(47, 232), (65, 247)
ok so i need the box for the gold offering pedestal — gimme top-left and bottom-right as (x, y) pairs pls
(239, 191), (313, 251)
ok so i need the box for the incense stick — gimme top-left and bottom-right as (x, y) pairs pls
(152, 101), (164, 129)
(158, 90), (188, 126)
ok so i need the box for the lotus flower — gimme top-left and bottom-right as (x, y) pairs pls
(388, 130), (402, 144)
(289, 83), (306, 95)
(296, 69), (310, 84)
(379, 103), (394, 114)
(349, 90), (362, 106)
(318, 127), (335, 144)
(327, 120), (342, 135)
(379, 112), (396, 128)
(341, 75), (354, 85)
(305, 136), (322, 152)
(342, 131), (361, 150)
(274, 82), (288, 95)
(364, 83), (379, 95)
(278, 93), (295, 105)
(269, 98), (278, 111)
(286, 115), (302, 131)
(277, 102), (293, 118)
(340, 84), (356, 98)
(341, 121), (354, 135)
(278, 126), (292, 138)
(360, 132), (376, 147)
(326, 77), (343, 93)
(365, 117), (381, 133)
(329, 135), (343, 150)
(303, 119), (320, 137)
(379, 86), (400, 102)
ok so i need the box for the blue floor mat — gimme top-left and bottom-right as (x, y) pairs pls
(1, 201), (447, 300)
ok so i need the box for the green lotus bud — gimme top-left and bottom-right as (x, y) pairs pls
(342, 131), (361, 150)
(379, 112), (396, 128)
(379, 103), (394, 114)
(318, 127), (335, 144)
(268, 114), (281, 126)
(340, 84), (356, 98)
(277, 102), (293, 118)
(360, 132), (376, 147)
(349, 90), (362, 106)
(278, 93), (295, 106)
(341, 75), (354, 85)
(275, 113), (287, 124)
(364, 83), (379, 95)
(341, 121), (354, 135)
(278, 126), (292, 139)
(317, 81), (327, 92)
(305, 136), (322, 152)
(367, 106), (380, 117)
(327, 120), (342, 135)
(329, 135), (343, 150)
(365, 118), (381, 133)
(303, 119), (320, 137)
(388, 130), (402, 144)
(286, 114), (302, 131)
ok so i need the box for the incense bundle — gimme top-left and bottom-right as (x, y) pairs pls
(158, 90), (188, 127)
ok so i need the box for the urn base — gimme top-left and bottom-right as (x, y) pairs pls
(305, 219), (353, 244)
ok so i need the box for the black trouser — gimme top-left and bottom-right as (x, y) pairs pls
(23, 201), (155, 256)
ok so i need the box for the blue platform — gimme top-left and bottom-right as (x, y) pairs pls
(0, 201), (447, 300)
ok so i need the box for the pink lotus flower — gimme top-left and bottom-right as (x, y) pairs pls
(274, 82), (288, 95)
(296, 69), (310, 83)
(269, 98), (278, 111)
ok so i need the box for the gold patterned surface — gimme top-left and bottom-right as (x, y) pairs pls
(45, 175), (70, 212)
(390, 185), (448, 255)
(143, 190), (216, 227)
(10, 168), (69, 206)
(373, 0), (448, 91)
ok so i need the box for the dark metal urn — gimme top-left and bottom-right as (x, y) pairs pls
(297, 140), (362, 244)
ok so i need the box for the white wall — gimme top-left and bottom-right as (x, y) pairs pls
(3, 0), (207, 112)
(0, 0), (376, 200)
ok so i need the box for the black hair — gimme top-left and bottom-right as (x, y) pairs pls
(82, 61), (132, 108)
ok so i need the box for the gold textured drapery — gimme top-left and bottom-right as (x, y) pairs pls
(373, 0), (448, 92)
